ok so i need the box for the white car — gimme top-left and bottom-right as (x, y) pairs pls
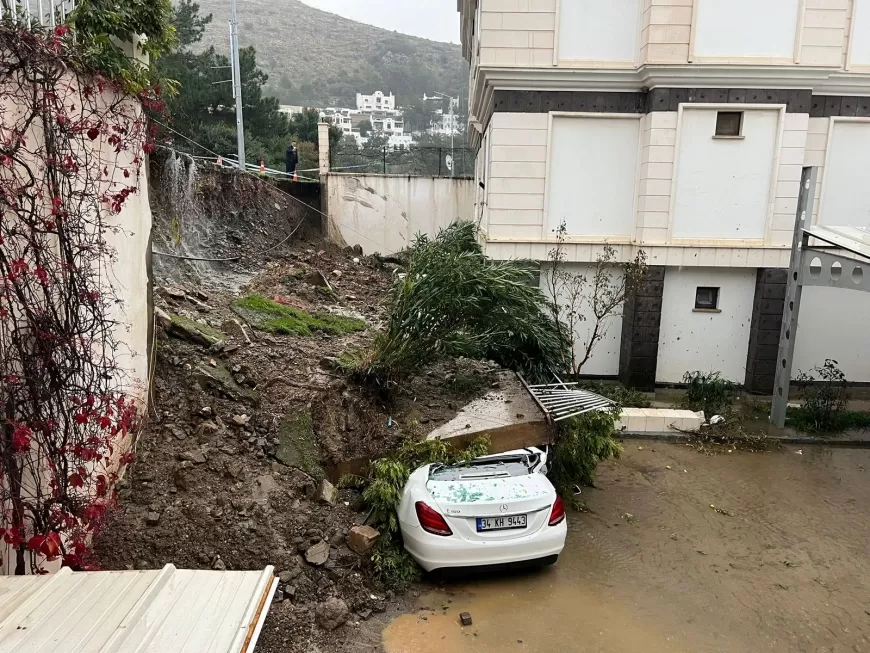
(398, 447), (567, 572)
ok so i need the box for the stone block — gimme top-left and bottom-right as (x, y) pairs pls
(347, 526), (379, 555)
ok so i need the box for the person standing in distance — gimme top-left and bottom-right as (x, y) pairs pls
(285, 140), (299, 181)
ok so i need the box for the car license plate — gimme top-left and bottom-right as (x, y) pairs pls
(476, 514), (527, 532)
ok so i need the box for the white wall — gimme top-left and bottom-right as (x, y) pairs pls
(693, 0), (800, 58)
(325, 174), (474, 255)
(656, 267), (757, 383)
(558, 0), (641, 62)
(540, 263), (624, 377)
(794, 286), (870, 382)
(850, 0), (870, 66)
(547, 115), (641, 238)
(819, 120), (870, 229)
(672, 108), (780, 241)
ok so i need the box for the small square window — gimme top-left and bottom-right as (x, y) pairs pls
(695, 287), (720, 310)
(715, 111), (743, 137)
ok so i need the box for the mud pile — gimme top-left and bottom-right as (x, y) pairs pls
(95, 160), (501, 652)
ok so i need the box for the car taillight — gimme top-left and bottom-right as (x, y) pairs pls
(415, 501), (453, 536)
(548, 496), (566, 526)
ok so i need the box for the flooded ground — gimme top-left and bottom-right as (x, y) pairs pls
(382, 441), (870, 653)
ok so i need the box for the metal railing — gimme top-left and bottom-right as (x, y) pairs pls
(331, 146), (475, 177)
(1, 0), (76, 27)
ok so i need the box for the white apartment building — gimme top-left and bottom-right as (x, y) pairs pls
(430, 109), (463, 135)
(357, 91), (396, 111)
(458, 0), (870, 390)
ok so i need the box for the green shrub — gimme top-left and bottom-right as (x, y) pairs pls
(358, 222), (568, 387)
(790, 359), (849, 432)
(581, 381), (651, 408)
(346, 435), (490, 587)
(548, 409), (623, 503)
(680, 371), (738, 417)
(233, 294), (365, 336)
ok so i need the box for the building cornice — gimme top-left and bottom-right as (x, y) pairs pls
(468, 64), (870, 144)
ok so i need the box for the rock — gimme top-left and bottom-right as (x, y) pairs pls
(221, 318), (252, 345)
(347, 526), (379, 555)
(304, 541), (330, 566)
(194, 362), (257, 403)
(315, 597), (349, 631)
(181, 450), (207, 464)
(194, 289), (209, 302)
(253, 474), (278, 506)
(331, 269), (342, 279)
(231, 414), (249, 427)
(173, 468), (190, 491)
(460, 612), (473, 626)
(357, 609), (372, 621)
(278, 567), (302, 584)
(352, 244), (363, 256)
(165, 286), (187, 300)
(199, 406), (213, 418)
(196, 420), (221, 437)
(167, 313), (225, 347)
(187, 296), (212, 312)
(319, 356), (341, 371)
(316, 479), (337, 506)
(225, 460), (246, 481)
(212, 556), (226, 571)
(304, 270), (332, 290)
(275, 408), (322, 478)
(145, 512), (161, 527)
(155, 307), (172, 331)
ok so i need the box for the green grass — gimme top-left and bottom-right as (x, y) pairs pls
(786, 407), (870, 434)
(233, 295), (365, 336)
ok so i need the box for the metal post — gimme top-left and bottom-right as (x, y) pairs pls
(230, 0), (246, 169)
(383, 146), (386, 175)
(38, 0), (43, 25)
(771, 166), (818, 428)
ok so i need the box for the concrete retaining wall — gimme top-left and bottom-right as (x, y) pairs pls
(324, 173), (475, 255)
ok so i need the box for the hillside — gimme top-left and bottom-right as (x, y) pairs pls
(194, 0), (467, 109)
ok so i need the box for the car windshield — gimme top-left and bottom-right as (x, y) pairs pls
(429, 452), (539, 482)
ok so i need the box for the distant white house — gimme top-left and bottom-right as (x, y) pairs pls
(357, 90), (396, 111)
(278, 104), (304, 116)
(320, 91), (408, 145)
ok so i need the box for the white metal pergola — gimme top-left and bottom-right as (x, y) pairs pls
(770, 166), (870, 427)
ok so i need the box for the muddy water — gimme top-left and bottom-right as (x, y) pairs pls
(383, 442), (870, 653)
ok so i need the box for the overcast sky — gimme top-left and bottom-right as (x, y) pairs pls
(299, 0), (460, 43)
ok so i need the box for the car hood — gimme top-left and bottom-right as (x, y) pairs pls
(425, 473), (554, 518)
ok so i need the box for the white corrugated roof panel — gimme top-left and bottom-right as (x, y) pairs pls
(0, 565), (277, 653)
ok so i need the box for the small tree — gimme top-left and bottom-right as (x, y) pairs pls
(358, 119), (373, 137)
(544, 221), (647, 375)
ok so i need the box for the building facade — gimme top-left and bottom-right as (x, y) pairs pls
(458, 0), (870, 388)
(357, 90), (396, 111)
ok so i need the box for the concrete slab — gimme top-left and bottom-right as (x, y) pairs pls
(426, 371), (549, 452)
(616, 407), (704, 435)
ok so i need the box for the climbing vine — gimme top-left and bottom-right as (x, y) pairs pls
(0, 19), (161, 573)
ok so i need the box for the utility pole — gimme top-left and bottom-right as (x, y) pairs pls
(230, 0), (246, 169)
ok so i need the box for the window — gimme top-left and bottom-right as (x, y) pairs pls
(715, 111), (743, 138)
(695, 287), (720, 310)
